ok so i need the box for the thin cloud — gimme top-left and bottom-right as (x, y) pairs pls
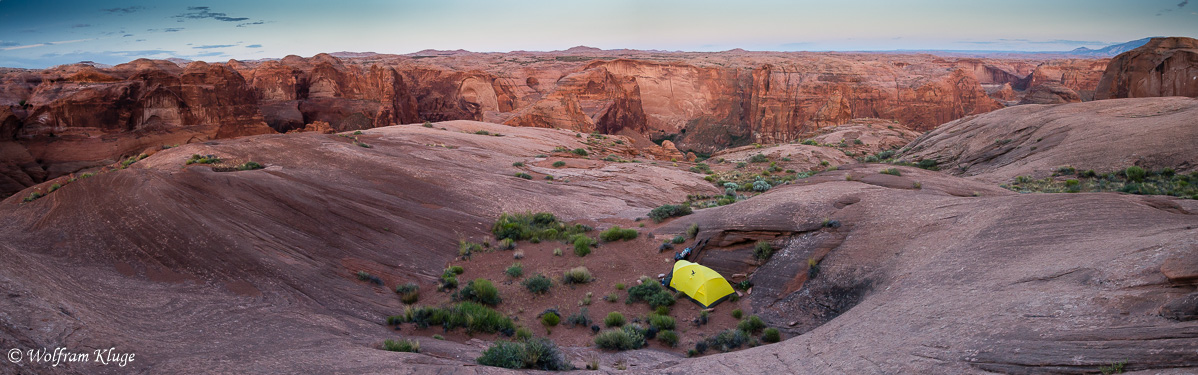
(72, 24), (92, 28)
(246, 44), (262, 48)
(174, 6), (250, 22)
(1180, 0), (1189, 8)
(0, 41), (19, 47)
(236, 21), (265, 27)
(193, 44), (236, 49)
(147, 28), (185, 33)
(101, 6), (145, 14)
(1, 39), (90, 51)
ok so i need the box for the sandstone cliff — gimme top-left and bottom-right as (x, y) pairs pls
(1096, 37), (1198, 99)
(0, 50), (1111, 197)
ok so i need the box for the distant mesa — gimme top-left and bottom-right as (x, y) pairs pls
(1069, 37), (1158, 56)
(562, 45), (603, 53)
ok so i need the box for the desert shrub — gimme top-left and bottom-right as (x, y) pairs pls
(1126, 166), (1146, 182)
(395, 282), (419, 295)
(731, 309), (743, 319)
(801, 139), (818, 146)
(822, 219), (842, 228)
(514, 250), (525, 258)
(599, 226), (638, 241)
(457, 278), (502, 306)
(439, 274), (459, 290)
(477, 341), (523, 369)
(477, 338), (571, 371)
(512, 161), (524, 167)
(395, 283), (420, 303)
(433, 334), (444, 340)
(604, 293), (619, 303)
(604, 311), (626, 327)
(383, 338), (419, 353)
(498, 238), (516, 250)
(515, 326), (533, 341)
(655, 306), (670, 315)
(753, 241), (774, 261)
(356, 271), (383, 285)
(916, 159), (939, 170)
(400, 291), (420, 304)
(570, 148), (588, 156)
(648, 204), (693, 223)
(853, 139), (864, 145)
(738, 315), (766, 334)
(563, 267), (593, 284)
(657, 330), (679, 347)
(572, 236), (595, 257)
(422, 121), (434, 128)
(458, 240), (483, 257)
(648, 314), (676, 331)
(749, 154), (769, 163)
(566, 308), (592, 327)
(474, 130), (491, 135)
(236, 161), (264, 171)
(553, 248), (563, 256)
(625, 281), (672, 308)
(671, 235), (686, 244)
(880, 168), (901, 176)
(687, 223), (700, 238)
(542, 311), (561, 328)
(394, 302), (515, 334)
(523, 274), (552, 294)
(492, 212), (590, 242)
(752, 179), (771, 192)
(552, 161), (566, 167)
(186, 154), (220, 165)
(594, 326), (646, 351)
(615, 283), (626, 290)
(515, 172), (532, 179)
(695, 329), (752, 353)
(762, 328), (781, 343)
(735, 280), (753, 290)
(505, 263), (524, 278)
(120, 153), (148, 168)
(448, 266), (465, 275)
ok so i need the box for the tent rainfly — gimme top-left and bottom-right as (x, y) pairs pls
(668, 260), (737, 308)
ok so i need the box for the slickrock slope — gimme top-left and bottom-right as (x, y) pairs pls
(897, 97), (1198, 182)
(0, 50), (1109, 198)
(2, 120), (1194, 374)
(1096, 37), (1198, 99)
(660, 166), (1198, 373)
(0, 121), (717, 373)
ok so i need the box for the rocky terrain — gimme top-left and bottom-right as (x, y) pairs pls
(1, 104), (1196, 373)
(898, 97), (1198, 183)
(0, 48), (1111, 198)
(2, 37), (1197, 375)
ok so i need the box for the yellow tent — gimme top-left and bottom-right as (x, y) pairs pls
(668, 260), (737, 308)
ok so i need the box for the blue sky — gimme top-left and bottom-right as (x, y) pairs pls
(1, 0), (1195, 68)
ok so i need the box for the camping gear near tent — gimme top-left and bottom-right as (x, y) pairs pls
(667, 260), (737, 308)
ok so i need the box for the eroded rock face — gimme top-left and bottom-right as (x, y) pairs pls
(1019, 83), (1082, 104)
(0, 51), (1110, 197)
(1096, 37), (1198, 99)
(1027, 59), (1109, 101)
(238, 54), (420, 132)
